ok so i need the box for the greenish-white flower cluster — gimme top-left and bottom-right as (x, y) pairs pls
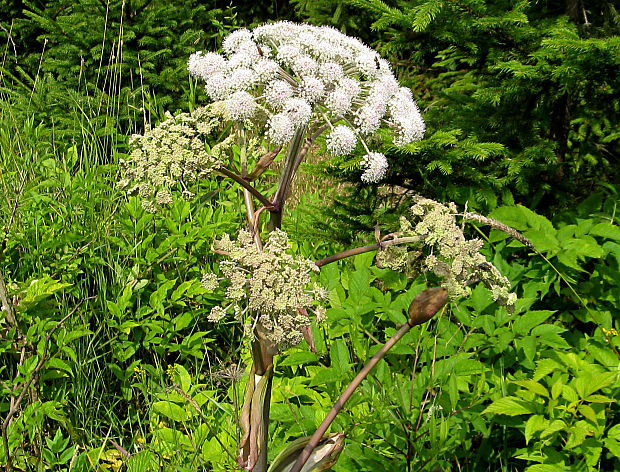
(203, 229), (327, 350)
(377, 197), (516, 307)
(118, 106), (226, 213)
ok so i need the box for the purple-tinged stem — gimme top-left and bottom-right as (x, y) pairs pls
(315, 236), (421, 267)
(289, 322), (412, 472)
(218, 167), (274, 210)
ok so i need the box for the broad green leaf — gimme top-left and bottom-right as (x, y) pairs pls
(171, 364), (191, 392)
(513, 379), (549, 398)
(551, 378), (563, 400)
(565, 421), (590, 449)
(152, 400), (188, 422)
(47, 358), (73, 376)
(348, 268), (370, 305)
(330, 339), (350, 372)
(280, 351), (319, 367)
(577, 404), (597, 424)
(525, 465), (568, 472)
(561, 385), (579, 403)
(583, 372), (616, 398)
(533, 358), (563, 381)
(522, 335), (537, 362)
(540, 419), (567, 438)
(309, 367), (343, 387)
(483, 396), (536, 416)
(524, 415), (547, 444)
(589, 222), (620, 240)
(524, 230), (559, 252)
(127, 451), (158, 472)
(513, 311), (555, 335)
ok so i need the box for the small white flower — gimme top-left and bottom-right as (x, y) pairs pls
(204, 72), (232, 100)
(361, 152), (388, 183)
(293, 55), (319, 76)
(325, 89), (353, 116)
(253, 58), (280, 82)
(264, 80), (294, 109)
(355, 105), (382, 135)
(283, 98), (312, 126)
(208, 306), (227, 322)
(300, 76), (325, 103)
(188, 52), (226, 80)
(318, 62), (344, 83)
(201, 273), (219, 291)
(222, 29), (254, 54)
(225, 91), (257, 121)
(267, 113), (295, 145)
(326, 125), (357, 156)
(229, 67), (257, 91)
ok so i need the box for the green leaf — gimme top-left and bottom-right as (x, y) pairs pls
(279, 351), (320, 367)
(524, 230), (559, 252)
(589, 222), (620, 240)
(513, 379), (549, 398)
(309, 367), (343, 387)
(522, 335), (537, 362)
(513, 311), (555, 335)
(47, 358), (73, 376)
(525, 465), (568, 472)
(540, 419), (567, 438)
(577, 404), (598, 424)
(533, 358), (563, 381)
(330, 339), (350, 373)
(152, 400), (188, 422)
(171, 364), (191, 392)
(483, 396), (536, 416)
(348, 268), (370, 305)
(127, 451), (158, 472)
(524, 415), (547, 444)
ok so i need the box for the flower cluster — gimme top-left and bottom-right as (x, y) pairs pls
(203, 229), (327, 350)
(188, 22), (425, 183)
(377, 197), (516, 307)
(118, 106), (225, 213)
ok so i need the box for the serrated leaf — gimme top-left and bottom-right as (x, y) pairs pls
(513, 379), (549, 398)
(309, 367), (343, 387)
(540, 419), (567, 438)
(513, 311), (555, 335)
(330, 339), (350, 373)
(577, 404), (598, 424)
(47, 358), (73, 376)
(551, 378), (563, 400)
(524, 415), (547, 444)
(533, 358), (563, 381)
(589, 222), (620, 240)
(483, 396), (536, 416)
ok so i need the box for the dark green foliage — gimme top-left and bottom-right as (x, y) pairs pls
(297, 0), (619, 214)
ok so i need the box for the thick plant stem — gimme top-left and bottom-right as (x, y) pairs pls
(269, 126), (307, 230)
(218, 167), (274, 210)
(289, 323), (413, 472)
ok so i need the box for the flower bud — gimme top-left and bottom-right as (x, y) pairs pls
(408, 287), (448, 326)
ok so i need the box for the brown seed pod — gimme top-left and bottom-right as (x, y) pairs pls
(408, 287), (448, 326)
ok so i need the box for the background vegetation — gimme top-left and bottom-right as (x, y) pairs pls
(1, 1), (618, 471)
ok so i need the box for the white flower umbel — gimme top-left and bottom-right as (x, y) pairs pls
(326, 125), (357, 156)
(361, 152), (388, 183)
(188, 21), (426, 183)
(206, 229), (327, 350)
